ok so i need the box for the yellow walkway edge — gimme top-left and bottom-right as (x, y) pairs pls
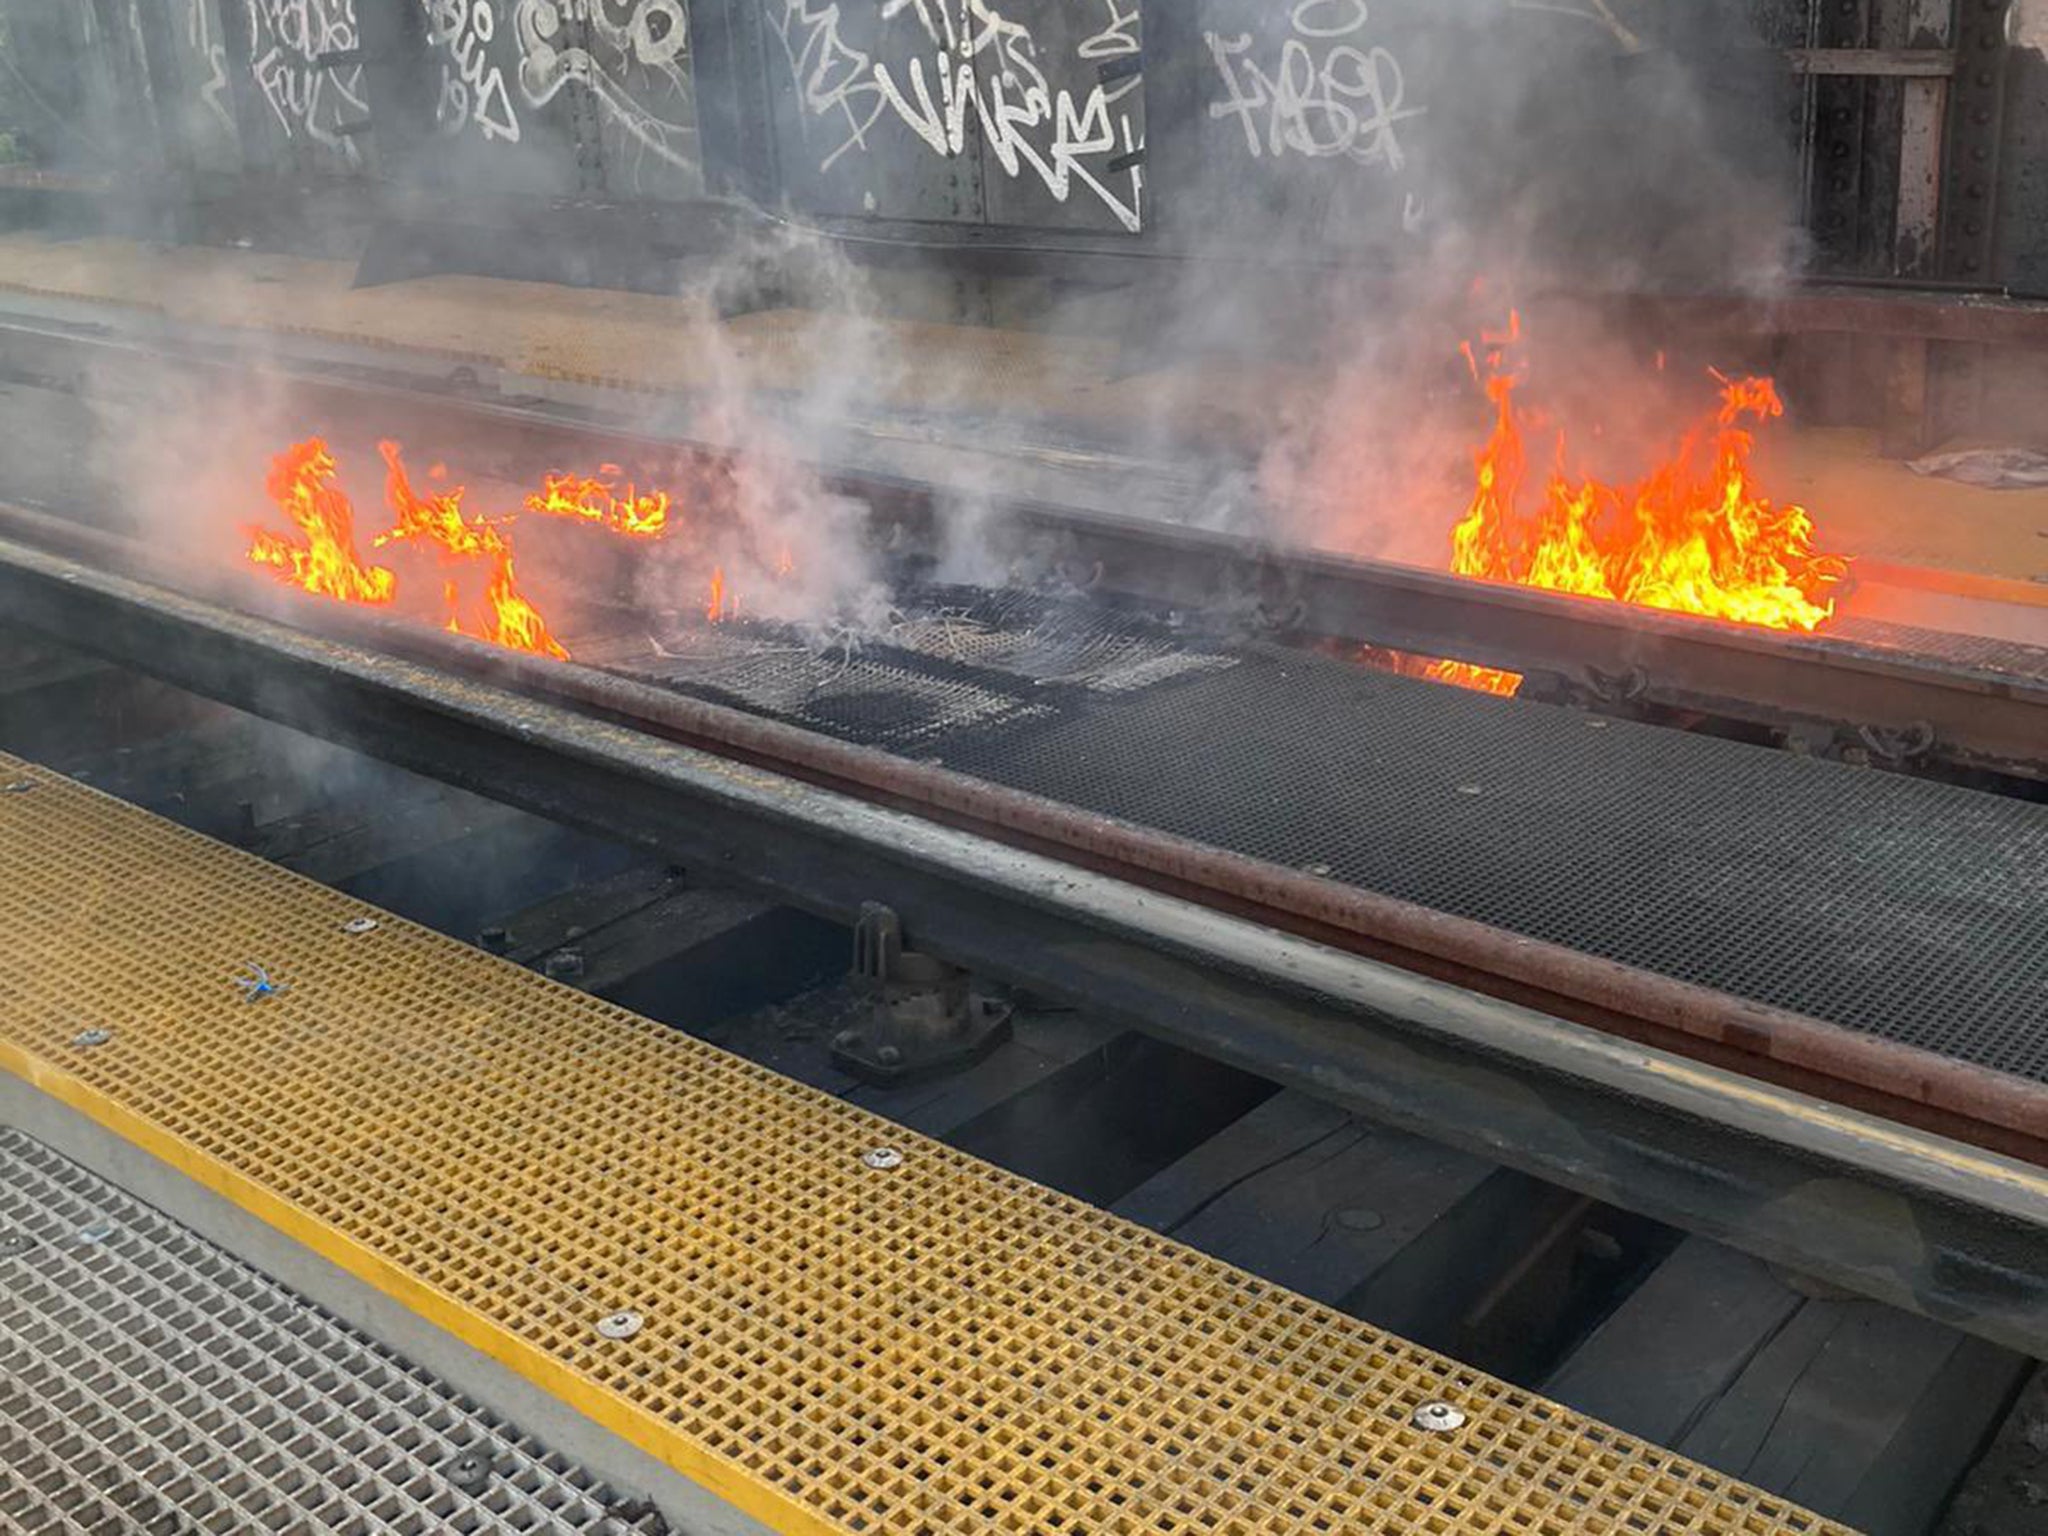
(0, 751), (1849, 1536)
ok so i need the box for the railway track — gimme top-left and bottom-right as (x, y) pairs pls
(1, 305), (2044, 785)
(3, 290), (2046, 1534)
(0, 626), (2038, 1536)
(0, 490), (2044, 1354)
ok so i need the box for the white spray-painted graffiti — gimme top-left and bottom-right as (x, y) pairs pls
(1205, 0), (1425, 231)
(1507, 0), (1640, 51)
(513, 0), (698, 173)
(770, 0), (1146, 233)
(186, 0), (236, 137)
(247, 0), (371, 156)
(421, 0), (702, 177)
(425, 0), (523, 143)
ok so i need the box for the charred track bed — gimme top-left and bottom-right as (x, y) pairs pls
(0, 309), (2044, 789)
(0, 625), (2039, 1536)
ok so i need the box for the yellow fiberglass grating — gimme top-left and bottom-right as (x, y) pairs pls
(0, 752), (1852, 1536)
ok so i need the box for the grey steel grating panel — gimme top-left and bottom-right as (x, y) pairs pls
(934, 647), (2048, 1082)
(1831, 616), (2048, 683)
(600, 598), (2048, 1086)
(567, 586), (1234, 752)
(0, 1128), (668, 1536)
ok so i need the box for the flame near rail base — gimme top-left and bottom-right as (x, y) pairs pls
(1411, 321), (1850, 696)
(244, 326), (1849, 680)
(243, 439), (789, 659)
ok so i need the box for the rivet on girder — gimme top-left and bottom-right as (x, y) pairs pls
(3, 779), (36, 794)
(72, 1027), (113, 1049)
(0, 1231), (32, 1257)
(1412, 1401), (1467, 1433)
(862, 1148), (905, 1171)
(342, 916), (380, 936)
(596, 1310), (644, 1341)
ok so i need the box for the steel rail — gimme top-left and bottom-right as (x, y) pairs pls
(0, 311), (2042, 779)
(0, 531), (2045, 1360)
(0, 498), (2042, 1166)
(907, 498), (2048, 781)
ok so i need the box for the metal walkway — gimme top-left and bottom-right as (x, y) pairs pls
(0, 753), (1851, 1535)
(0, 1128), (665, 1536)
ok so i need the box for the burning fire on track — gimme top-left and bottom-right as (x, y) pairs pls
(243, 439), (779, 660)
(245, 440), (398, 608)
(1418, 318), (1850, 695)
(243, 319), (1846, 687)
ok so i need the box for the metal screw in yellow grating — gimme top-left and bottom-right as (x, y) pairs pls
(0, 753), (1853, 1536)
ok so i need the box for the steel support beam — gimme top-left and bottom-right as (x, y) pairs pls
(0, 534), (2042, 1358)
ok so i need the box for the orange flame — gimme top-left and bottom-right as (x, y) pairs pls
(244, 439), (397, 606)
(525, 464), (671, 539)
(1431, 331), (1848, 695)
(245, 440), (800, 658)
(373, 442), (568, 660)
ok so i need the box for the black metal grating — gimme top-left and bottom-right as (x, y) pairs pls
(568, 586), (1234, 752)
(597, 594), (2048, 1086)
(0, 1128), (668, 1536)
(938, 649), (2048, 1081)
(1831, 616), (2048, 684)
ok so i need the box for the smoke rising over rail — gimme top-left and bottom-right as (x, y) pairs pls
(14, 1), (1847, 664)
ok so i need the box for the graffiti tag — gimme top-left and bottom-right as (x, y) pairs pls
(771, 0), (1145, 233)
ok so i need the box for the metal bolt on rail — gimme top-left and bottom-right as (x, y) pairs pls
(0, 1231), (31, 1256)
(4, 778), (35, 793)
(862, 1148), (906, 1171)
(75, 1221), (114, 1245)
(341, 916), (379, 935)
(71, 1027), (111, 1049)
(1412, 1402), (1467, 1433)
(835, 904), (1013, 1085)
(596, 1310), (644, 1341)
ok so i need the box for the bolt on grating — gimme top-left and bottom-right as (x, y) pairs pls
(0, 1128), (669, 1536)
(0, 754), (1851, 1536)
